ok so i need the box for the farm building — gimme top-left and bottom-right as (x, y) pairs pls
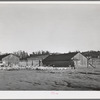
(42, 52), (92, 68)
(1, 54), (20, 66)
(72, 53), (88, 68)
(42, 52), (77, 67)
(24, 54), (49, 66)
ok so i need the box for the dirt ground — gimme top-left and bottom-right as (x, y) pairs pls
(0, 67), (100, 90)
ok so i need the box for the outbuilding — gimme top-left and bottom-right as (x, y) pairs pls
(42, 52), (93, 68)
(72, 53), (88, 68)
(26, 54), (49, 66)
(2, 54), (19, 66)
(42, 52), (77, 67)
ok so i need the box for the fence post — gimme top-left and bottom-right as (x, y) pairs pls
(26, 60), (28, 66)
(87, 58), (88, 68)
(32, 60), (33, 66)
(39, 60), (40, 66)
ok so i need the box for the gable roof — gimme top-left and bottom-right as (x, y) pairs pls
(71, 52), (87, 60)
(43, 52), (77, 61)
(2, 54), (19, 59)
(0, 54), (19, 61)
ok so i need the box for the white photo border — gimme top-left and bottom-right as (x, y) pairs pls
(0, 1), (100, 99)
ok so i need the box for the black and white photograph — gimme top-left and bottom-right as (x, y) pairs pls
(0, 2), (100, 91)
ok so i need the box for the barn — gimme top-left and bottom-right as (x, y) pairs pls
(26, 55), (49, 66)
(72, 53), (88, 68)
(42, 52), (90, 68)
(2, 54), (19, 66)
(42, 52), (77, 67)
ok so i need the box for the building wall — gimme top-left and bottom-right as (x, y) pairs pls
(72, 53), (87, 68)
(19, 60), (42, 67)
(26, 55), (49, 67)
(2, 54), (19, 66)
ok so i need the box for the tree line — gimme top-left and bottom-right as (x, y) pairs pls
(0, 50), (100, 60)
(14, 50), (51, 60)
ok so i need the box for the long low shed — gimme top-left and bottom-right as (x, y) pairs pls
(42, 52), (89, 68)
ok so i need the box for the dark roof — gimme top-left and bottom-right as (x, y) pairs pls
(0, 54), (10, 61)
(43, 52), (77, 62)
(27, 54), (49, 60)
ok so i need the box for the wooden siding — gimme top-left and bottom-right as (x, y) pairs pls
(2, 54), (19, 65)
(72, 53), (88, 68)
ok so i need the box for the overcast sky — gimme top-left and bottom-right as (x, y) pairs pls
(0, 3), (100, 54)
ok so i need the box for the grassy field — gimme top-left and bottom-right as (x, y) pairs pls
(0, 67), (100, 90)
